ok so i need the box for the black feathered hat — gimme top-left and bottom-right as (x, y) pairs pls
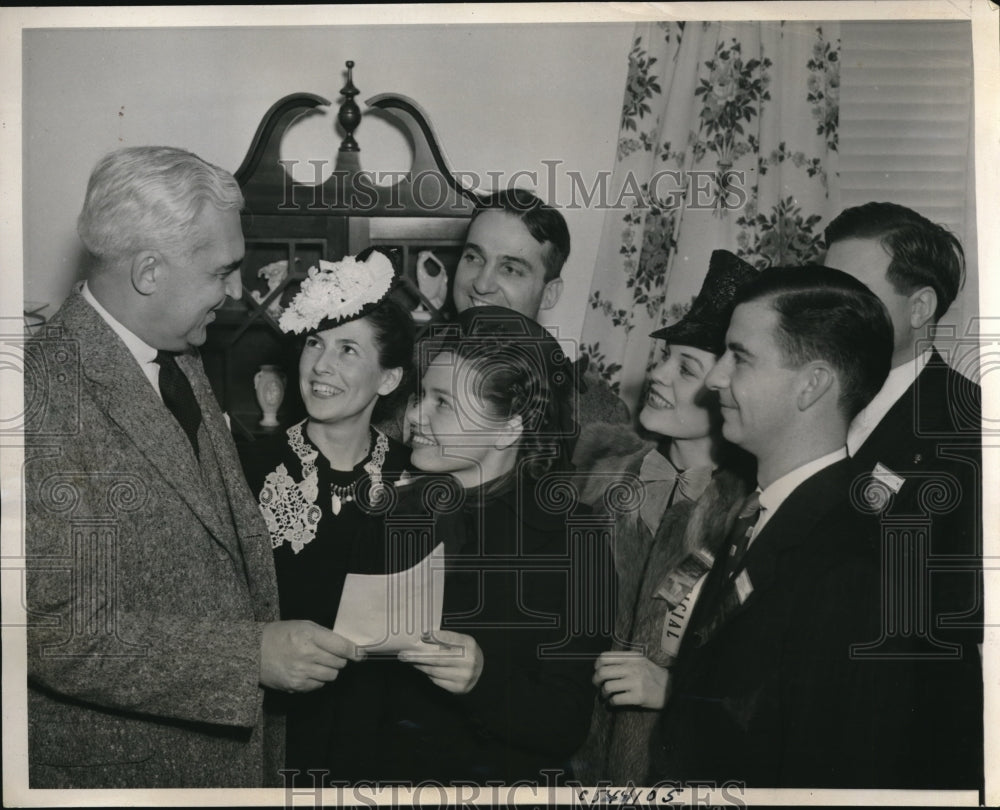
(649, 250), (759, 355)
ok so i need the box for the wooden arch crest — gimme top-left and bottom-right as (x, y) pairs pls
(235, 62), (481, 217)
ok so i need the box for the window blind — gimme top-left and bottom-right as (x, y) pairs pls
(838, 20), (977, 342)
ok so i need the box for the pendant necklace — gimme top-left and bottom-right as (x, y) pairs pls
(329, 430), (389, 516)
(330, 482), (356, 516)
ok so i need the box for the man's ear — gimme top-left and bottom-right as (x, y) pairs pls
(131, 250), (161, 296)
(796, 361), (836, 411)
(495, 414), (524, 450)
(378, 366), (404, 398)
(908, 285), (938, 331)
(539, 278), (563, 312)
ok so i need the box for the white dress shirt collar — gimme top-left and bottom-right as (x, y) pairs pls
(81, 281), (161, 395)
(847, 349), (931, 456)
(751, 446), (848, 545)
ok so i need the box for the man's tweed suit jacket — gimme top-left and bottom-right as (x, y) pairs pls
(25, 291), (282, 788)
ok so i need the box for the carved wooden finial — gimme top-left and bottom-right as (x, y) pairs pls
(337, 60), (361, 153)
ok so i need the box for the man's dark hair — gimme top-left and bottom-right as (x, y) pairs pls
(824, 201), (965, 322)
(735, 266), (894, 420)
(470, 189), (570, 282)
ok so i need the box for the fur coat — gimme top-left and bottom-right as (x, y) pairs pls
(571, 423), (750, 785)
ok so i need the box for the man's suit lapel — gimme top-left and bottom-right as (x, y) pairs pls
(750, 460), (855, 557)
(853, 381), (916, 470)
(912, 351), (980, 440)
(181, 351), (278, 615)
(853, 351), (957, 470)
(914, 352), (950, 432)
(686, 460), (854, 650)
(61, 293), (230, 546)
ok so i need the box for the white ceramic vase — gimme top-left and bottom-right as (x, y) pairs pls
(253, 364), (285, 428)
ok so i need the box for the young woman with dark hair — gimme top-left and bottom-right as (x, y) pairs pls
(368, 304), (614, 785)
(572, 251), (758, 784)
(238, 247), (414, 779)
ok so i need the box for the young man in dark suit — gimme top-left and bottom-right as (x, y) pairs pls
(25, 147), (362, 788)
(652, 267), (980, 789)
(825, 202), (981, 645)
(824, 203), (983, 791)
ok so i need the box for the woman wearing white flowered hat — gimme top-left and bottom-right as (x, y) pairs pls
(238, 246), (414, 780)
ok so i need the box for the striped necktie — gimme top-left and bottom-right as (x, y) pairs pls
(723, 490), (761, 579)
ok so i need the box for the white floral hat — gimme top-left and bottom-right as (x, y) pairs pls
(278, 248), (398, 335)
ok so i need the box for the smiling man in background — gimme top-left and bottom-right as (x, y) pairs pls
(452, 188), (630, 429)
(451, 188), (567, 317)
(384, 189), (629, 442)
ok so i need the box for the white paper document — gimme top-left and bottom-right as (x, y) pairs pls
(333, 542), (445, 653)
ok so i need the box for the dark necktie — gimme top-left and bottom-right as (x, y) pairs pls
(155, 351), (201, 457)
(685, 490), (764, 650)
(723, 490), (761, 579)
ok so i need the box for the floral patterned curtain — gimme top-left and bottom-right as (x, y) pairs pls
(582, 21), (840, 413)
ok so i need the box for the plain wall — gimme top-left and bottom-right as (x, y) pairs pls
(22, 24), (634, 349)
(21, 21), (984, 357)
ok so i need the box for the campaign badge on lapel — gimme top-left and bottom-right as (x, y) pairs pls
(734, 569), (753, 605)
(872, 462), (905, 495)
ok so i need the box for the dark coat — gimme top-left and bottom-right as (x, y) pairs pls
(361, 472), (615, 785)
(25, 292), (282, 788)
(850, 351), (982, 639)
(849, 350), (983, 788)
(654, 458), (980, 789)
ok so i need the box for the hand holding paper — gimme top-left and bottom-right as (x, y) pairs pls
(260, 620), (365, 693)
(399, 630), (484, 694)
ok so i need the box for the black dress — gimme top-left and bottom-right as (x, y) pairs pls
(239, 420), (412, 779)
(364, 471), (615, 785)
(243, 430), (613, 785)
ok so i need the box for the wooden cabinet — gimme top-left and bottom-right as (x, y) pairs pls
(202, 67), (478, 439)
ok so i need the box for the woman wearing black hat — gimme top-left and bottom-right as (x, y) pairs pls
(372, 305), (614, 785)
(572, 250), (758, 784)
(238, 247), (415, 779)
